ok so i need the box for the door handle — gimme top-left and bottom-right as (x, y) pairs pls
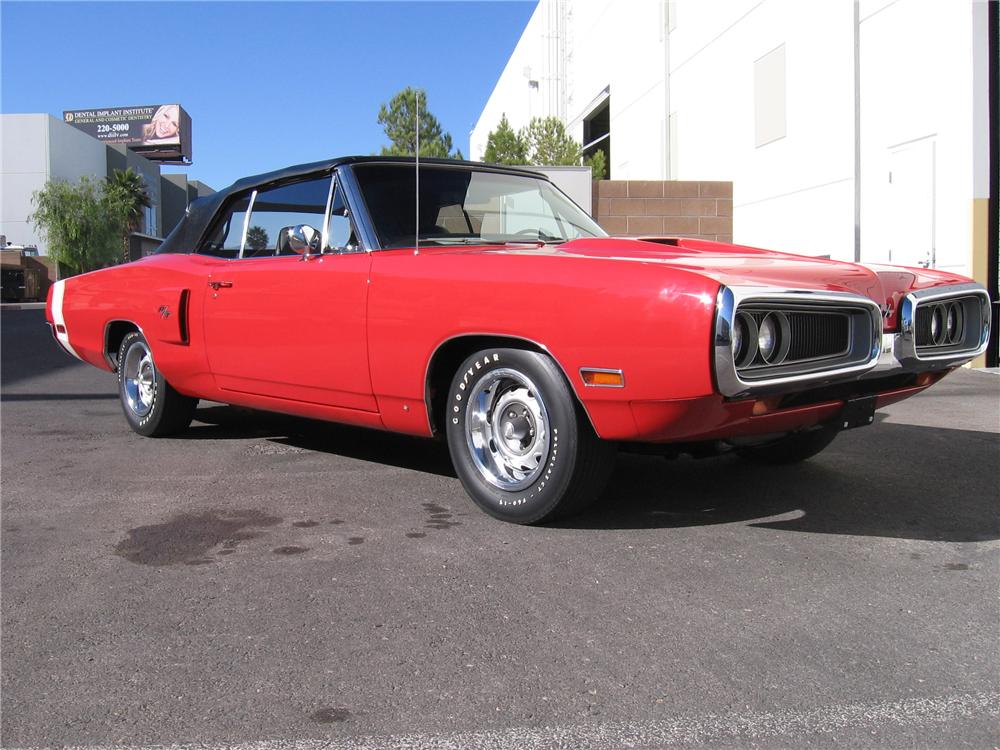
(208, 280), (233, 290)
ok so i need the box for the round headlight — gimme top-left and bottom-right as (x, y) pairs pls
(732, 311), (758, 367)
(945, 301), (963, 344)
(758, 312), (790, 365)
(930, 304), (945, 346)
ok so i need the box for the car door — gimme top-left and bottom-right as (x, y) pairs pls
(200, 173), (376, 412)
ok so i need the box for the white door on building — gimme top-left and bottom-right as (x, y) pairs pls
(887, 139), (936, 268)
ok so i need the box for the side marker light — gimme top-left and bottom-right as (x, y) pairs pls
(581, 369), (625, 387)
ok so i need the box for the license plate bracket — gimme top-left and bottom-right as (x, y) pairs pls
(839, 395), (877, 430)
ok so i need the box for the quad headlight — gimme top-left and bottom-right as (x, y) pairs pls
(735, 311), (792, 366)
(756, 312), (782, 364)
(945, 301), (963, 344)
(918, 299), (966, 348)
(732, 311), (758, 367)
(930, 305), (944, 345)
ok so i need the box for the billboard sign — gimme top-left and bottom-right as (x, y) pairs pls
(62, 105), (192, 164)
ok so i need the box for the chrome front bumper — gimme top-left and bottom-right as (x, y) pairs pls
(715, 282), (992, 397)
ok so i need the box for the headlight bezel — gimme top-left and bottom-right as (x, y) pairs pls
(713, 285), (883, 398)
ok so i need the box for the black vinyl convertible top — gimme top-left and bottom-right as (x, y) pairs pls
(156, 156), (550, 255)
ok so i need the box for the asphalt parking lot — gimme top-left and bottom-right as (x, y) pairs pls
(2, 308), (998, 749)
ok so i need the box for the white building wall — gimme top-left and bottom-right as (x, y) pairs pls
(858, 0), (976, 275)
(0, 114), (107, 254)
(670, 0), (855, 259)
(472, 0), (985, 277)
(579, 2), (667, 178)
(471, 0), (670, 179)
(1, 114), (51, 252)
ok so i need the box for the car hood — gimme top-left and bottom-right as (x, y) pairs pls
(472, 237), (969, 327)
(484, 237), (884, 295)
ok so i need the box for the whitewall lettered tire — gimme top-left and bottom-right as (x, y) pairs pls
(117, 331), (196, 437)
(445, 348), (615, 524)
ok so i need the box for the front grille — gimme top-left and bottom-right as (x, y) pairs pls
(786, 311), (850, 362)
(735, 302), (876, 382)
(739, 310), (849, 367)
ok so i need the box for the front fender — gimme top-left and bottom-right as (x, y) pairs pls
(368, 251), (720, 438)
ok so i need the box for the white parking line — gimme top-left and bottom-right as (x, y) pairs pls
(11, 691), (998, 750)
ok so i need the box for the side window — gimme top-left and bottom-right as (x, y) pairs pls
(245, 176), (331, 257)
(326, 183), (359, 252)
(198, 192), (252, 258)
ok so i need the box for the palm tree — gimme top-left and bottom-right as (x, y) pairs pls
(106, 168), (152, 263)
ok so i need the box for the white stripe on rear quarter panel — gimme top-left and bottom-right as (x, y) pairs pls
(51, 279), (82, 360)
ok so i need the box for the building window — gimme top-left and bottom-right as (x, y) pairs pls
(754, 44), (786, 148)
(668, 111), (679, 179)
(583, 97), (611, 179)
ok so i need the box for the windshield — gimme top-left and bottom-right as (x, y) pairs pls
(353, 164), (607, 249)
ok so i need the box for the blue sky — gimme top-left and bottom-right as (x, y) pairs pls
(1, 1), (535, 189)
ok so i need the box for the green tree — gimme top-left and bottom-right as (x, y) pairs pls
(483, 113), (528, 165)
(30, 177), (127, 276)
(522, 116), (581, 166)
(584, 148), (607, 180)
(105, 167), (152, 263)
(246, 225), (269, 252)
(482, 115), (608, 178)
(377, 87), (462, 159)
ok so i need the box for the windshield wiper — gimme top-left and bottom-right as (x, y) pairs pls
(400, 234), (570, 248)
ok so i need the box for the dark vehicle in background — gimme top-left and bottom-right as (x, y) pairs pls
(1, 248), (45, 302)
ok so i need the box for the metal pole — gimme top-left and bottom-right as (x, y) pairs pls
(415, 90), (420, 255)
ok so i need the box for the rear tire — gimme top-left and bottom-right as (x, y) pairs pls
(445, 348), (616, 524)
(117, 331), (196, 437)
(736, 424), (839, 465)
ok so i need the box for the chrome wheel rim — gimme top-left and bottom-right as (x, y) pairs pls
(465, 367), (550, 491)
(122, 341), (156, 418)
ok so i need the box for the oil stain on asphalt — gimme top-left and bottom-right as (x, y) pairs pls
(113, 509), (282, 566)
(309, 707), (351, 723)
(116, 505), (457, 564)
(272, 546), (309, 556)
(422, 501), (461, 531)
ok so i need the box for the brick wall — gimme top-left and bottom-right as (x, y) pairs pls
(592, 180), (733, 242)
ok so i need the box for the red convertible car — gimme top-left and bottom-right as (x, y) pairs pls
(47, 157), (991, 523)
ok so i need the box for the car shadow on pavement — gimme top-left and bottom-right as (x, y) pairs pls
(564, 423), (999, 542)
(188, 404), (457, 478)
(187, 404), (996, 543)
(1, 309), (83, 388)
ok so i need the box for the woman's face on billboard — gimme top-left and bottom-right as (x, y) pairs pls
(152, 106), (179, 139)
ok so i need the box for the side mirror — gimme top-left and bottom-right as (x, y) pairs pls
(286, 224), (322, 257)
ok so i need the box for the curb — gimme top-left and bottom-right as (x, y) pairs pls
(1, 302), (46, 310)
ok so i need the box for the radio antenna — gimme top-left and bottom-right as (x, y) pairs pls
(414, 89), (420, 255)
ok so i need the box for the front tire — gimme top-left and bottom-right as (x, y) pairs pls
(117, 331), (196, 437)
(445, 348), (615, 524)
